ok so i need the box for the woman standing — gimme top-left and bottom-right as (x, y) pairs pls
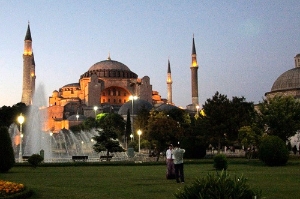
(166, 144), (175, 179)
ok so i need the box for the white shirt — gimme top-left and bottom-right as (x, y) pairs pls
(173, 148), (185, 164)
(166, 149), (173, 159)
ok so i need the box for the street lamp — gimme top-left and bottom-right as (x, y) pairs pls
(130, 134), (133, 142)
(137, 129), (142, 153)
(17, 113), (25, 162)
(93, 106), (98, 118)
(49, 131), (53, 161)
(76, 113), (79, 121)
(129, 95), (138, 140)
(196, 105), (200, 115)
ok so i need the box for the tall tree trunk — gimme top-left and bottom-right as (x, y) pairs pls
(218, 137), (221, 154)
(106, 150), (110, 161)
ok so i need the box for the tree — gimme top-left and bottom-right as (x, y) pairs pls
(0, 126), (15, 173)
(145, 110), (183, 161)
(135, 106), (150, 132)
(125, 109), (131, 145)
(238, 126), (261, 159)
(228, 97), (255, 141)
(166, 108), (191, 130)
(97, 113), (125, 140)
(257, 95), (300, 141)
(81, 117), (97, 130)
(0, 103), (28, 128)
(201, 92), (254, 153)
(93, 114), (125, 160)
(202, 92), (231, 152)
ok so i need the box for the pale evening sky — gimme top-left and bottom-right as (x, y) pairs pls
(0, 1), (299, 108)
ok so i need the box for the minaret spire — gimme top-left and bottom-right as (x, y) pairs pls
(21, 23), (35, 105)
(191, 35), (198, 67)
(25, 23), (32, 41)
(167, 59), (173, 104)
(190, 35), (199, 108)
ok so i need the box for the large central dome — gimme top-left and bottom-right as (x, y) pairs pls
(88, 59), (131, 71)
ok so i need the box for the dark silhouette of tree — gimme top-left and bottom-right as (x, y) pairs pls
(200, 92), (254, 153)
(125, 109), (131, 145)
(0, 126), (15, 173)
(0, 102), (28, 128)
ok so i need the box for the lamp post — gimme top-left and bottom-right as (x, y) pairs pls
(130, 134), (133, 142)
(49, 131), (53, 162)
(196, 105), (200, 115)
(17, 113), (25, 163)
(129, 95), (138, 140)
(93, 106), (98, 118)
(137, 129), (142, 153)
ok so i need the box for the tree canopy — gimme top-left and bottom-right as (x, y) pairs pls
(257, 95), (300, 141)
(93, 113), (125, 160)
(199, 92), (254, 152)
(0, 103), (28, 128)
(145, 110), (183, 159)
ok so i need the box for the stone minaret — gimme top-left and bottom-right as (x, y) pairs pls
(190, 35), (199, 106)
(166, 59), (173, 104)
(21, 23), (36, 105)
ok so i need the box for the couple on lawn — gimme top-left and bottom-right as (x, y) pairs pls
(166, 143), (185, 183)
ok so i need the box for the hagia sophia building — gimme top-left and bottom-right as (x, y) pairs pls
(21, 24), (200, 133)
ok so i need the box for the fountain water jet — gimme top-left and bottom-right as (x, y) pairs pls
(9, 83), (99, 162)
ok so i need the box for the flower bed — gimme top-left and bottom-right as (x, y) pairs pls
(0, 180), (32, 199)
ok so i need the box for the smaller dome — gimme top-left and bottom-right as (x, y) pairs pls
(153, 103), (179, 111)
(295, 54), (300, 57)
(271, 67), (300, 92)
(67, 114), (87, 121)
(118, 99), (153, 115)
(52, 90), (59, 97)
(62, 83), (80, 88)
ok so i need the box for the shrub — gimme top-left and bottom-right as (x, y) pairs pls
(174, 170), (262, 199)
(213, 154), (228, 170)
(0, 126), (15, 173)
(28, 154), (44, 168)
(258, 135), (289, 166)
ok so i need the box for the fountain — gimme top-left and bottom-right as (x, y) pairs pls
(9, 84), (99, 162)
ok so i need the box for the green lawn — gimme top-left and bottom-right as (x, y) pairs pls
(1, 159), (300, 199)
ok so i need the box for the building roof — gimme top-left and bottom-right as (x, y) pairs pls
(88, 59), (131, 71)
(153, 103), (179, 111)
(62, 83), (80, 88)
(271, 67), (300, 92)
(118, 99), (153, 115)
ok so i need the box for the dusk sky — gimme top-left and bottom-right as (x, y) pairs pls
(1, 1), (300, 108)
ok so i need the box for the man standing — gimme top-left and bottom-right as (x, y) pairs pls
(173, 144), (185, 183)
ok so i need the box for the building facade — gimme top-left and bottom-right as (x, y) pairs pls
(21, 25), (200, 132)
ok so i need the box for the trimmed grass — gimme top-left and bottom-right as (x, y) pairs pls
(1, 158), (300, 199)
